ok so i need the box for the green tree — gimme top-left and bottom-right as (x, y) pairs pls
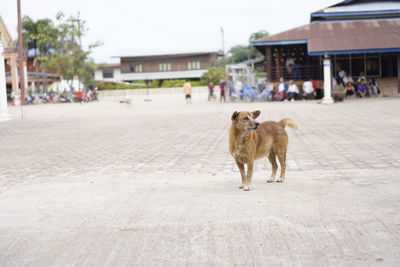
(53, 12), (101, 90)
(201, 67), (224, 85)
(227, 30), (269, 64)
(22, 12), (102, 91)
(22, 16), (58, 92)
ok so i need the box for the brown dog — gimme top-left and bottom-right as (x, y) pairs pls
(229, 110), (297, 191)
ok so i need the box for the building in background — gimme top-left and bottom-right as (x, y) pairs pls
(253, 0), (400, 96)
(114, 51), (221, 83)
(94, 64), (122, 83)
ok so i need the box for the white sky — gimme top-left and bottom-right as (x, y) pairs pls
(1, 0), (339, 63)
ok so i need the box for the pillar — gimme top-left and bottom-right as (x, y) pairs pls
(265, 46), (272, 81)
(0, 41), (12, 121)
(23, 61), (28, 92)
(10, 53), (18, 94)
(397, 53), (400, 95)
(321, 56), (334, 104)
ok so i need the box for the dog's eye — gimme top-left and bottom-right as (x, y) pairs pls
(243, 117), (249, 121)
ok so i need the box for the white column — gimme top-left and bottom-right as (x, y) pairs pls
(321, 56), (334, 104)
(0, 41), (12, 121)
(23, 62), (28, 91)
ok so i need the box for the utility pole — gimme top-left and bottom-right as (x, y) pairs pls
(17, 0), (26, 116)
(221, 27), (227, 82)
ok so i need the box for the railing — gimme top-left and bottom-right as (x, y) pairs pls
(268, 65), (322, 82)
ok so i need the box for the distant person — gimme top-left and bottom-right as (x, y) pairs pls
(208, 82), (215, 101)
(227, 78), (234, 98)
(10, 91), (16, 105)
(285, 57), (296, 77)
(287, 80), (300, 101)
(220, 80), (226, 102)
(345, 82), (355, 99)
(235, 80), (243, 94)
(337, 67), (346, 85)
(343, 73), (354, 86)
(274, 77), (287, 101)
(357, 72), (366, 84)
(356, 79), (368, 98)
(93, 87), (99, 101)
(183, 80), (192, 104)
(302, 80), (315, 99)
(368, 78), (379, 95)
(76, 91), (83, 103)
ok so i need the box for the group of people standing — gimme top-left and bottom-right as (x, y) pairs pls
(183, 80), (228, 104)
(207, 80), (227, 102)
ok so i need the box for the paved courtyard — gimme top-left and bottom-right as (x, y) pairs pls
(1, 94), (400, 266)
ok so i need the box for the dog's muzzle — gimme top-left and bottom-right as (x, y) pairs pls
(248, 122), (260, 130)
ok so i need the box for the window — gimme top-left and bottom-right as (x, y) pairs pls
(159, 62), (171, 71)
(334, 56), (350, 77)
(102, 69), (114, 79)
(188, 60), (200, 70)
(351, 55), (364, 77)
(130, 61), (142, 72)
(366, 54), (380, 76)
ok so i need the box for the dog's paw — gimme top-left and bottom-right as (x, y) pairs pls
(238, 184), (244, 189)
(267, 178), (275, 183)
(243, 185), (251, 191)
(276, 178), (284, 183)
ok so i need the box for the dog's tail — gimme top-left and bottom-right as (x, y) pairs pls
(279, 118), (298, 130)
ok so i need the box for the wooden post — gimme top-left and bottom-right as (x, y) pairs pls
(17, 0), (26, 106)
(265, 46), (272, 81)
(397, 53), (400, 94)
(275, 51), (281, 81)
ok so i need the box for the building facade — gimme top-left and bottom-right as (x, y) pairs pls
(94, 64), (122, 83)
(253, 0), (400, 96)
(115, 51), (220, 82)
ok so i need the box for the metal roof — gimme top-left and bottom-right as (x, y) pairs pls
(253, 18), (400, 55)
(252, 24), (310, 45)
(308, 18), (400, 54)
(113, 50), (221, 59)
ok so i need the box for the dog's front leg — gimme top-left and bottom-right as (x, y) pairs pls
(243, 162), (254, 191)
(235, 160), (246, 189)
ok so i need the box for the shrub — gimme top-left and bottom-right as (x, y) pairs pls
(201, 67), (224, 85)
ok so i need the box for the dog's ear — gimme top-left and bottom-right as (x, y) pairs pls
(252, 110), (261, 119)
(231, 111), (238, 121)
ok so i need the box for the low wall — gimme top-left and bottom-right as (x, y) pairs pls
(98, 86), (208, 97)
(376, 78), (399, 97)
(97, 86), (209, 102)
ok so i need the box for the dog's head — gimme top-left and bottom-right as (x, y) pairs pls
(231, 110), (261, 131)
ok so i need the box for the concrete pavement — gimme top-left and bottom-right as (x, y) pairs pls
(1, 95), (400, 266)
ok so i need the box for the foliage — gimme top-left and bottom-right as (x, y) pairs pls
(256, 72), (267, 79)
(22, 12), (102, 90)
(99, 79), (204, 90)
(22, 16), (58, 55)
(22, 16), (59, 91)
(52, 12), (102, 89)
(200, 67), (224, 85)
(226, 30), (269, 64)
(248, 30), (269, 43)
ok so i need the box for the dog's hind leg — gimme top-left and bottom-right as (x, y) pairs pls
(276, 148), (287, 183)
(235, 160), (246, 189)
(267, 149), (278, 183)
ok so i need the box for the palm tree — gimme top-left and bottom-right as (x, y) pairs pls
(22, 16), (58, 92)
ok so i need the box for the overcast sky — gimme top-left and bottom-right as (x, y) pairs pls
(2, 0), (339, 63)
